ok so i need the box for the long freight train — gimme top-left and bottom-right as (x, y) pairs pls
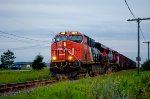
(50, 31), (136, 79)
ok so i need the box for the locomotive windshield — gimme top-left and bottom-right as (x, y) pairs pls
(54, 35), (82, 43)
(55, 36), (68, 42)
(69, 35), (82, 43)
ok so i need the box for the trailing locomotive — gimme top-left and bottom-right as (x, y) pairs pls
(50, 31), (136, 79)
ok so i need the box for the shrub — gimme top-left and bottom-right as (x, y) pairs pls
(32, 55), (46, 70)
(141, 60), (150, 71)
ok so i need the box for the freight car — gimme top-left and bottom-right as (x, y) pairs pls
(50, 31), (136, 79)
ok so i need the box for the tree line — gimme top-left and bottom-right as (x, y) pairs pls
(1, 50), (149, 71)
(0, 50), (46, 70)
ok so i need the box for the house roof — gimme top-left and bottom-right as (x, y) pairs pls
(15, 62), (32, 65)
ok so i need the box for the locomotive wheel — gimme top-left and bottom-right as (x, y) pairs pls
(74, 60), (81, 69)
(112, 66), (118, 72)
(50, 72), (56, 78)
(99, 66), (107, 74)
(55, 74), (60, 80)
(55, 74), (67, 80)
(106, 67), (112, 74)
(67, 71), (78, 80)
(50, 72), (59, 80)
(89, 71), (94, 77)
(74, 60), (78, 66)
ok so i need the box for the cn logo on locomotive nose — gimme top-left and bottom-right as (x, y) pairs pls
(57, 48), (75, 56)
(58, 44), (62, 47)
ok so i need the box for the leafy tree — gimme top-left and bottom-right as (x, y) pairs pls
(32, 55), (46, 70)
(1, 50), (16, 66)
(141, 60), (150, 71)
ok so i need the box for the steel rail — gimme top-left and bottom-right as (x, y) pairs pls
(0, 79), (57, 93)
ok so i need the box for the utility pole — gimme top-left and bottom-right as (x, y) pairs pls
(127, 17), (150, 74)
(143, 41), (150, 60)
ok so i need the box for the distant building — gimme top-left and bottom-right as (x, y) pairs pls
(15, 62), (32, 69)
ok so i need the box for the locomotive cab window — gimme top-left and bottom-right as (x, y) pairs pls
(54, 36), (68, 42)
(84, 36), (88, 44)
(69, 35), (82, 43)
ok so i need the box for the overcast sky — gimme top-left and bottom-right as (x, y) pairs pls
(0, 0), (150, 63)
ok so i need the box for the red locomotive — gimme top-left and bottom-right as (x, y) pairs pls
(50, 31), (136, 79)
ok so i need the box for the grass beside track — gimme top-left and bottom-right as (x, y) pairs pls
(2, 69), (150, 99)
(0, 68), (50, 84)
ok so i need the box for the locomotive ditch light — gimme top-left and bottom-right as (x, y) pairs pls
(68, 56), (72, 60)
(63, 41), (67, 46)
(52, 56), (57, 60)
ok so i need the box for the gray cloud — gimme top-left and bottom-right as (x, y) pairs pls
(0, 0), (150, 63)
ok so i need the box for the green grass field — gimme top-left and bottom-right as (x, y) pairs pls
(0, 68), (50, 84)
(2, 69), (150, 99)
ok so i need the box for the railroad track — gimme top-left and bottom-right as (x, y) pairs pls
(0, 73), (86, 94)
(0, 79), (58, 93)
(0, 73), (105, 94)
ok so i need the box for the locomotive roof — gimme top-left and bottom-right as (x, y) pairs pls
(55, 31), (83, 36)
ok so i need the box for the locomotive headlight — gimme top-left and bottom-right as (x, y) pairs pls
(63, 41), (66, 46)
(68, 56), (72, 60)
(52, 56), (57, 60)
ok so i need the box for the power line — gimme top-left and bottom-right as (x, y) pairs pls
(0, 31), (51, 52)
(0, 34), (50, 49)
(139, 27), (146, 42)
(0, 30), (50, 44)
(0, 34), (33, 44)
(0, 16), (54, 43)
(124, 0), (136, 18)
(124, 0), (149, 74)
(124, 0), (147, 42)
(0, 44), (49, 52)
